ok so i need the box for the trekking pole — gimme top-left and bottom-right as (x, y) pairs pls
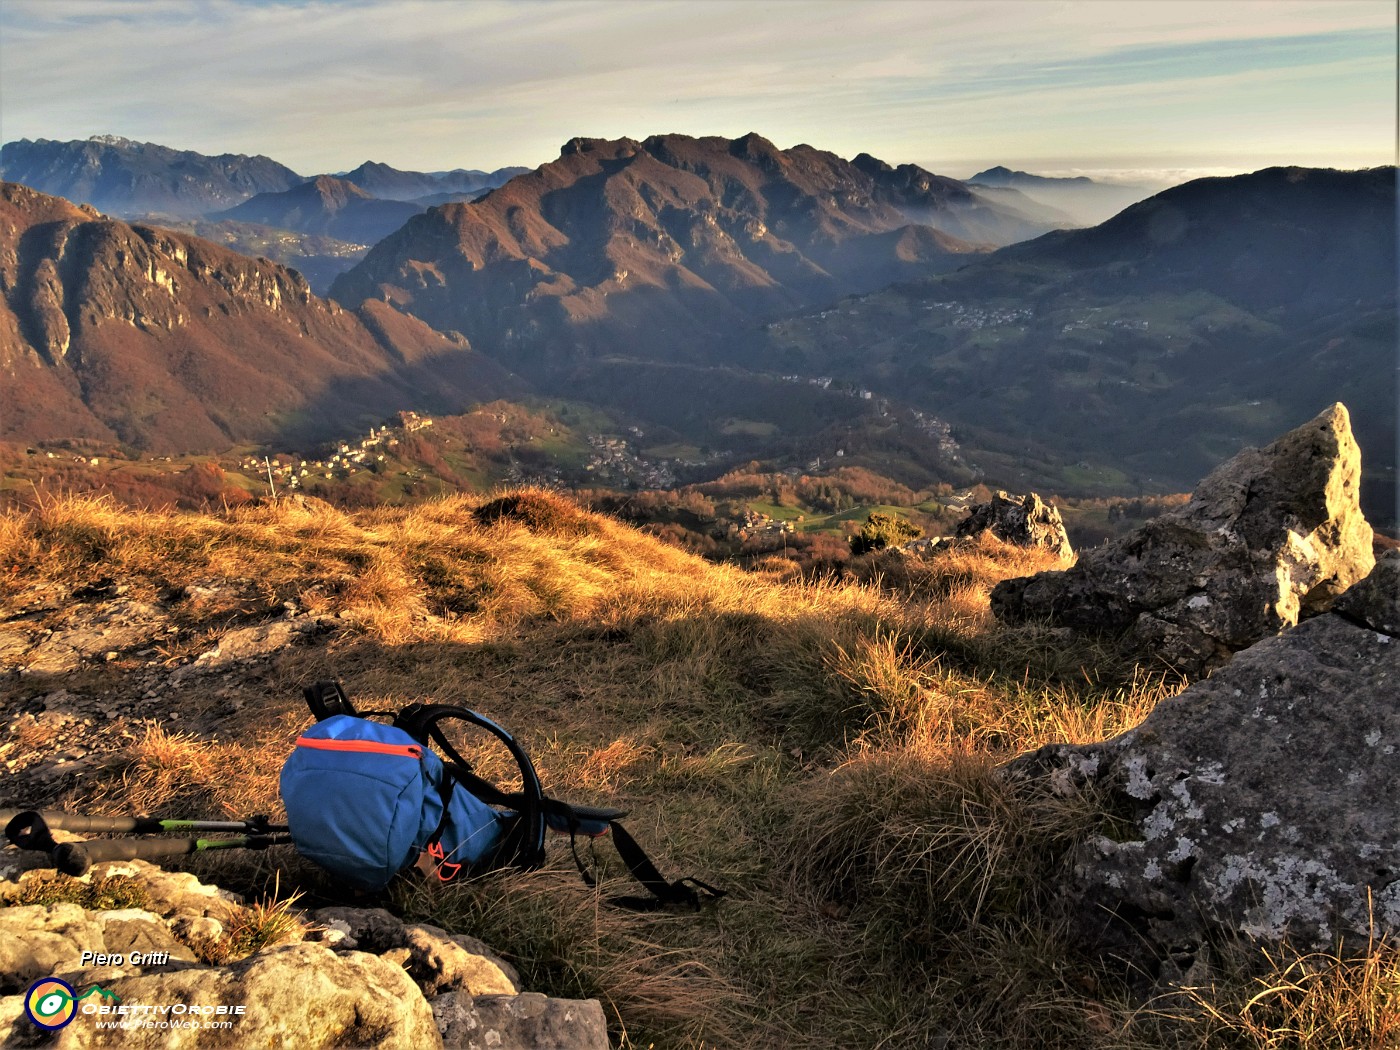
(4, 810), (291, 876)
(51, 833), (293, 877)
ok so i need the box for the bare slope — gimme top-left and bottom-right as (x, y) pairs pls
(0, 182), (518, 451)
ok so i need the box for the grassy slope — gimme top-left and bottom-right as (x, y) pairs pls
(1, 491), (1393, 1048)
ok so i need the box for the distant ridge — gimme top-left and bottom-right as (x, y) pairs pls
(341, 161), (529, 202)
(969, 166), (1095, 187)
(213, 176), (425, 245)
(0, 136), (303, 217)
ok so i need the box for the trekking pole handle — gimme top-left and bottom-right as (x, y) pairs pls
(53, 837), (201, 876)
(9, 811), (160, 835)
(5, 811), (286, 839)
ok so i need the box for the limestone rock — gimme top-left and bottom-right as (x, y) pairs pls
(0, 903), (196, 993)
(432, 991), (610, 1050)
(1334, 546), (1400, 635)
(991, 404), (1374, 676)
(954, 491), (1072, 559)
(1004, 551), (1399, 984)
(181, 616), (335, 674)
(36, 942), (442, 1048)
(311, 907), (520, 995)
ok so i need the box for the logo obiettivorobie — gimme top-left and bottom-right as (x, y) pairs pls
(24, 978), (120, 1030)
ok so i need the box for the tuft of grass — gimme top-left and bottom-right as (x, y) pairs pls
(393, 872), (744, 1049)
(94, 723), (288, 821)
(473, 488), (604, 536)
(187, 878), (308, 965)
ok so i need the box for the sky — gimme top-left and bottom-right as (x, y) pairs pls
(0, 0), (1394, 184)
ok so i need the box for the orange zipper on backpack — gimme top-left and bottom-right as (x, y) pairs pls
(295, 736), (423, 758)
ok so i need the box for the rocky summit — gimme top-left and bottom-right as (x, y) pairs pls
(990, 403), (1374, 676)
(1005, 549), (1399, 987)
(328, 133), (1052, 373)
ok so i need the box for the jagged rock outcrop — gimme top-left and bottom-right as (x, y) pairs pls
(991, 404), (1374, 676)
(0, 857), (611, 1049)
(953, 491), (1072, 558)
(1005, 550), (1399, 986)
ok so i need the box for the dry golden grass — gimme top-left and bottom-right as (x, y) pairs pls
(93, 722), (291, 820)
(1140, 928), (1400, 1049)
(0, 489), (1387, 1050)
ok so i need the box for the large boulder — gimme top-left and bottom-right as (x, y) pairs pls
(991, 404), (1373, 676)
(1005, 550), (1399, 986)
(954, 491), (1072, 559)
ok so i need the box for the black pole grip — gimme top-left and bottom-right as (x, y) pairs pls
(53, 837), (200, 876)
(12, 811), (160, 835)
(6, 811), (59, 853)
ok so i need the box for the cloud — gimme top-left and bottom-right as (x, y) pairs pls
(1, 0), (1393, 174)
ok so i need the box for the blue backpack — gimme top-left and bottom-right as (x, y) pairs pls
(280, 681), (723, 909)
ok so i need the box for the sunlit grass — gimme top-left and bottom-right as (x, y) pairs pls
(0, 489), (1385, 1049)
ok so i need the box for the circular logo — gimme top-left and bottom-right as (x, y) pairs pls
(25, 978), (77, 1030)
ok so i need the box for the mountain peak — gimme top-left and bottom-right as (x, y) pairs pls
(969, 166), (1094, 187)
(87, 133), (140, 147)
(851, 152), (894, 176)
(560, 136), (640, 159)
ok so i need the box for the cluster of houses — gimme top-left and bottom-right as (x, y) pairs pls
(922, 301), (1033, 329)
(723, 508), (798, 542)
(910, 411), (963, 461)
(1062, 317), (1150, 333)
(583, 434), (678, 489)
(779, 374), (876, 400)
(238, 414), (425, 490)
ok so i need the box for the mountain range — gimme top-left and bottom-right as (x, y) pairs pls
(328, 132), (1063, 375)
(0, 138), (532, 293)
(0, 136), (302, 218)
(968, 165), (1155, 226)
(1, 131), (1392, 521)
(0, 137), (527, 220)
(337, 160), (529, 202)
(765, 165), (1397, 506)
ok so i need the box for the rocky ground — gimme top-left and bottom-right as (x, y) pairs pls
(0, 575), (611, 1048)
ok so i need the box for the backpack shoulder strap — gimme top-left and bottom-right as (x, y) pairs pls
(542, 797), (726, 911)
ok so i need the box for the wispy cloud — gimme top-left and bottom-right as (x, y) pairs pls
(1, 0), (1393, 176)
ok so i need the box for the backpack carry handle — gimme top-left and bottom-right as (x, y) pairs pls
(304, 681), (357, 721)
